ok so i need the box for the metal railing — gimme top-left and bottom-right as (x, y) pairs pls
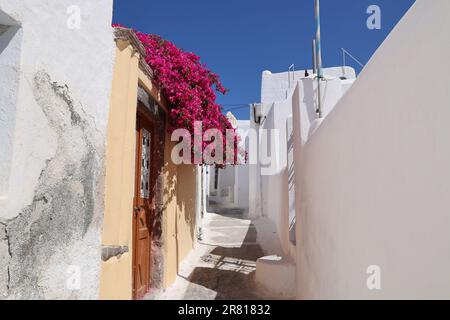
(341, 48), (365, 69)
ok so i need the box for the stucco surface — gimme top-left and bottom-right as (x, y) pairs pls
(0, 224), (8, 297)
(4, 71), (105, 299)
(99, 36), (196, 298)
(0, 1), (115, 299)
(99, 40), (140, 300)
(161, 137), (197, 289)
(0, 0), (115, 220)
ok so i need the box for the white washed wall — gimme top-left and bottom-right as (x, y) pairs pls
(235, 120), (250, 209)
(256, 68), (355, 257)
(0, 0), (115, 299)
(209, 121), (250, 210)
(295, 0), (450, 299)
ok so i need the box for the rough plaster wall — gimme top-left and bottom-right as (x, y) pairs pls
(150, 119), (167, 291)
(0, 224), (9, 297)
(161, 147), (197, 288)
(175, 165), (196, 268)
(0, 0), (115, 220)
(162, 140), (178, 287)
(2, 72), (104, 299)
(0, 0), (115, 299)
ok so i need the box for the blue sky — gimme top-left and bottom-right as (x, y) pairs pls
(113, 0), (415, 120)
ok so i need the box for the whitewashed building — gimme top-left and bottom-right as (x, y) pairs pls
(207, 120), (250, 212)
(250, 66), (356, 297)
(0, 0), (115, 299)
(252, 0), (450, 300)
(294, 0), (450, 299)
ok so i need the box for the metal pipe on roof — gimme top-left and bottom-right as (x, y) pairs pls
(315, 0), (323, 118)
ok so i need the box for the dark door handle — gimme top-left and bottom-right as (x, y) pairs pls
(133, 207), (140, 218)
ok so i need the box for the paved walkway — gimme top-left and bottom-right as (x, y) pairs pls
(149, 207), (276, 300)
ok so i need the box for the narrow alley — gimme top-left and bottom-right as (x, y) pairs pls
(3, 0), (449, 303)
(148, 204), (277, 300)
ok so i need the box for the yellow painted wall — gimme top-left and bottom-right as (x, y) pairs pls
(162, 140), (178, 286)
(175, 164), (197, 266)
(138, 57), (197, 290)
(99, 40), (140, 300)
(100, 37), (198, 298)
(162, 141), (197, 287)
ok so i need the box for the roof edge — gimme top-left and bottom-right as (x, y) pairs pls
(113, 27), (154, 79)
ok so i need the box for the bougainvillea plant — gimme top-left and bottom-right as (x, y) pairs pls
(114, 24), (245, 165)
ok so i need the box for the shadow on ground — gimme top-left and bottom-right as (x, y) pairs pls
(184, 205), (269, 300)
(185, 267), (261, 300)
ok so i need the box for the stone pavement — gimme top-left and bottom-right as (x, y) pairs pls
(147, 206), (277, 300)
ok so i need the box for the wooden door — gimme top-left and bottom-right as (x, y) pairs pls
(132, 114), (155, 299)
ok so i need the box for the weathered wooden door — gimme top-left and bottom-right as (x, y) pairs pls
(132, 114), (154, 299)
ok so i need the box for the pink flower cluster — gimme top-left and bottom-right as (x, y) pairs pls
(118, 26), (242, 165)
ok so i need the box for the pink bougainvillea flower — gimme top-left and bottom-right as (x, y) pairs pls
(114, 25), (245, 165)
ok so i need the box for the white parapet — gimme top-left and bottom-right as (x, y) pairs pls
(255, 255), (296, 299)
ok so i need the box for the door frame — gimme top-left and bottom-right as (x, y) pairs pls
(132, 102), (165, 299)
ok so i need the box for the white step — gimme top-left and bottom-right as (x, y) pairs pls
(255, 255), (296, 299)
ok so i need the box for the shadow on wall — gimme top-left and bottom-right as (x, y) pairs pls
(162, 159), (197, 279)
(0, 25), (20, 54)
(176, 164), (196, 249)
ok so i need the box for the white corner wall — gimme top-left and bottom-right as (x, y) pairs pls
(295, 0), (450, 299)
